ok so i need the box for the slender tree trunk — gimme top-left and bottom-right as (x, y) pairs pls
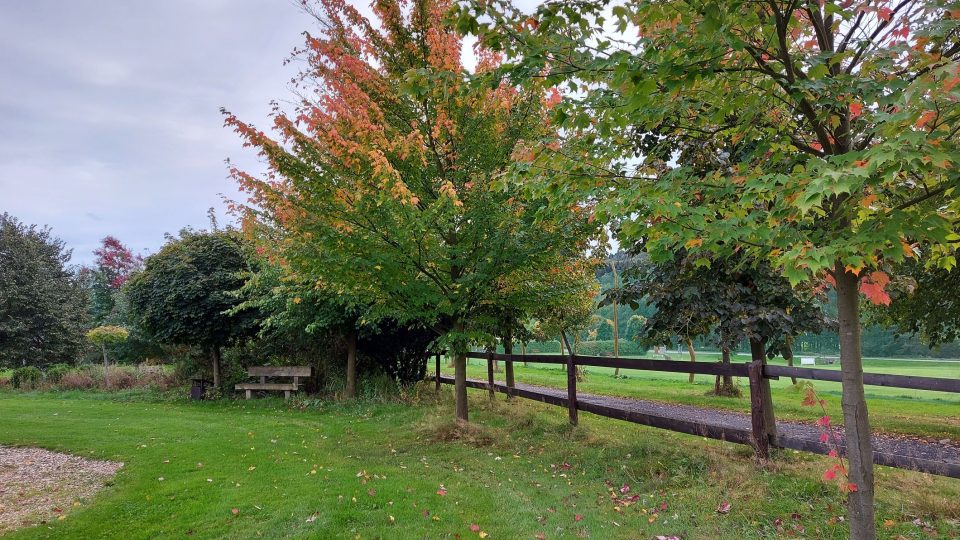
(453, 320), (468, 423)
(782, 335), (797, 385)
(686, 338), (696, 383)
(715, 348), (735, 395)
(345, 329), (357, 399)
(102, 344), (109, 389)
(211, 345), (222, 393)
(835, 266), (876, 540)
(612, 263), (620, 377)
(504, 332), (515, 399)
(521, 342), (527, 367)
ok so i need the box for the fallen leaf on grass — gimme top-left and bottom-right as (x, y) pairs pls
(231, 508), (239, 516)
(306, 513), (318, 523)
(716, 502), (731, 514)
(470, 524), (480, 532)
(574, 514), (583, 522)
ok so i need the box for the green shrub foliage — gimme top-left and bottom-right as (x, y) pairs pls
(11, 366), (43, 389)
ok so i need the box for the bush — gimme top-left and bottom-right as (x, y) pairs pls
(45, 363), (72, 383)
(59, 370), (96, 390)
(104, 369), (136, 389)
(11, 366), (43, 389)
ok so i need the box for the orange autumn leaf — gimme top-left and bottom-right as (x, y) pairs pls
(860, 194), (877, 207)
(915, 110), (937, 129)
(859, 271), (891, 305)
(849, 102), (863, 118)
(685, 238), (703, 248)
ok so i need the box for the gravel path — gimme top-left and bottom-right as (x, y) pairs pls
(0, 445), (122, 533)
(453, 376), (960, 478)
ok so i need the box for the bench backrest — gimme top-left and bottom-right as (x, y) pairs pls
(248, 366), (312, 378)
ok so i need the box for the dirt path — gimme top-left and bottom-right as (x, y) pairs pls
(448, 376), (960, 478)
(0, 445), (122, 533)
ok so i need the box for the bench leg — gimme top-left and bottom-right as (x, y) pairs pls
(245, 390), (251, 400)
(284, 390), (290, 400)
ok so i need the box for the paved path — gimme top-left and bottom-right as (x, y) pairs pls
(443, 376), (960, 478)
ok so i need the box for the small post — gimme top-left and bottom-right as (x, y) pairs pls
(486, 348), (495, 401)
(504, 334), (515, 400)
(561, 331), (578, 426)
(435, 352), (441, 391)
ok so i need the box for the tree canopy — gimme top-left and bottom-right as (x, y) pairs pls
(0, 213), (88, 368)
(224, 0), (600, 421)
(126, 229), (258, 388)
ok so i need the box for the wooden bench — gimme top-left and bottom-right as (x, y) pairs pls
(235, 366), (311, 400)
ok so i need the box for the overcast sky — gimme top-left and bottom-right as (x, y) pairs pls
(1, 1), (310, 265)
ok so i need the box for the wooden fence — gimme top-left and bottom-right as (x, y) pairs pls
(434, 349), (960, 478)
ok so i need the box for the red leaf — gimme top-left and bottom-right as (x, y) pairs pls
(717, 501), (732, 514)
(828, 449), (838, 457)
(850, 102), (863, 118)
(847, 483), (858, 492)
(574, 514), (583, 522)
(823, 469), (837, 481)
(470, 524), (480, 532)
(860, 277), (891, 306)
(819, 433), (830, 443)
(816, 415), (831, 427)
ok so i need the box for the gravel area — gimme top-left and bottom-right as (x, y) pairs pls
(0, 445), (122, 534)
(453, 376), (960, 477)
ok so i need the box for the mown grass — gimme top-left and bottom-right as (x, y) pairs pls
(1, 387), (958, 539)
(461, 355), (960, 441)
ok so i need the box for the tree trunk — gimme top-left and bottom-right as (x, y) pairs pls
(835, 265), (876, 540)
(715, 348), (736, 396)
(504, 333), (515, 399)
(686, 338), (696, 383)
(345, 329), (357, 399)
(102, 343), (109, 389)
(749, 338), (776, 441)
(211, 345), (222, 393)
(782, 335), (797, 385)
(453, 320), (468, 423)
(521, 341), (528, 367)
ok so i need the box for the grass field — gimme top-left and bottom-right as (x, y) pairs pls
(460, 354), (960, 442)
(1, 388), (959, 539)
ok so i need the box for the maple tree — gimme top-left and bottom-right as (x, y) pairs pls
(460, 0), (959, 535)
(612, 251), (827, 397)
(223, 0), (598, 421)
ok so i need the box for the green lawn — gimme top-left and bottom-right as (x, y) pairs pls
(1, 389), (959, 539)
(460, 354), (960, 442)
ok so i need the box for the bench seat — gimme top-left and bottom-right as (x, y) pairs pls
(235, 383), (299, 391)
(235, 365), (311, 400)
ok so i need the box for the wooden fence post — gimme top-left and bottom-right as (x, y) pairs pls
(435, 352), (441, 392)
(504, 335), (515, 400)
(561, 332), (578, 426)
(486, 348), (495, 401)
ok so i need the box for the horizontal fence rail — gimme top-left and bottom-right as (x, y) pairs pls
(465, 352), (749, 377)
(764, 365), (960, 393)
(466, 352), (960, 393)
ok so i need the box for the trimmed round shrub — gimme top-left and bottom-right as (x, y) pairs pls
(11, 366), (43, 389)
(45, 363), (72, 384)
